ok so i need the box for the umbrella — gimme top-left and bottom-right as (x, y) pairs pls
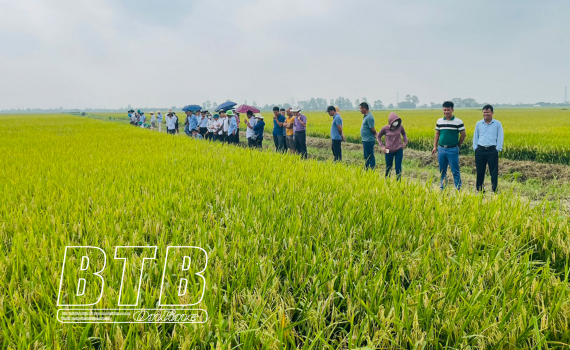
(182, 105), (202, 112)
(216, 101), (237, 112)
(235, 104), (260, 114)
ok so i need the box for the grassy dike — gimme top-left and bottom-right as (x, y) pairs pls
(1, 115), (569, 349)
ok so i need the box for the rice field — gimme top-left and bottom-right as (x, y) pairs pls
(1, 114), (570, 349)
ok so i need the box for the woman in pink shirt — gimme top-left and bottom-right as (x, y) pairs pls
(377, 112), (408, 181)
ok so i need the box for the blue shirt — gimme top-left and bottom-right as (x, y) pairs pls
(273, 115), (285, 136)
(330, 114), (343, 140)
(360, 113), (375, 142)
(228, 116), (238, 134)
(188, 115), (199, 131)
(253, 120), (265, 138)
(473, 119), (504, 151)
(157, 113), (163, 122)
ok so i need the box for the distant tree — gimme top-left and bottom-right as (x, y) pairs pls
(212, 102), (218, 110)
(451, 98), (463, 108)
(252, 101), (258, 107)
(244, 100), (248, 105)
(355, 99), (360, 108)
(373, 100), (384, 110)
(398, 101), (416, 109)
(388, 103), (394, 109)
(462, 98), (479, 107)
(404, 94), (419, 105)
(361, 97), (367, 103)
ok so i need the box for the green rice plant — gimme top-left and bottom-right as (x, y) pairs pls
(1, 114), (569, 349)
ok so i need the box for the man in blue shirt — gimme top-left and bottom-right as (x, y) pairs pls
(272, 106), (286, 153)
(185, 111), (199, 137)
(228, 110), (238, 144)
(359, 102), (376, 170)
(327, 106), (345, 162)
(473, 104), (504, 193)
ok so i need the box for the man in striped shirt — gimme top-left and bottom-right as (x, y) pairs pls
(432, 101), (466, 190)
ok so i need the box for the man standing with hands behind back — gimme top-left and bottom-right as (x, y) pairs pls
(359, 102), (376, 170)
(432, 101), (466, 190)
(473, 104), (503, 193)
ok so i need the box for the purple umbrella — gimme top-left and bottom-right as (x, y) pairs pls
(235, 104), (260, 114)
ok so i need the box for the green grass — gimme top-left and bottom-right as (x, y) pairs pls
(1, 114), (570, 349)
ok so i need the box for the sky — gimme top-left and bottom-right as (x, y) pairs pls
(1, 0), (569, 109)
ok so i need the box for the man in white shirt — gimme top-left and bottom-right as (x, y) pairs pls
(213, 114), (223, 141)
(221, 111), (229, 143)
(245, 110), (258, 148)
(166, 112), (177, 135)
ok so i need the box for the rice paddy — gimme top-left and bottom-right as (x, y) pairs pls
(1, 114), (569, 349)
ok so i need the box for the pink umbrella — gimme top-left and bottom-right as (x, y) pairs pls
(235, 104), (260, 114)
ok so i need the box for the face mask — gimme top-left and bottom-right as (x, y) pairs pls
(392, 121), (399, 127)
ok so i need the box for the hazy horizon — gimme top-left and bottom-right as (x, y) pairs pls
(1, 0), (569, 110)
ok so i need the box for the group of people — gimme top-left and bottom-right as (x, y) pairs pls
(127, 100), (504, 193)
(355, 101), (504, 193)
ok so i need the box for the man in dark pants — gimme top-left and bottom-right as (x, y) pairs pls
(272, 106), (286, 152)
(292, 107), (308, 159)
(359, 102), (376, 170)
(473, 104), (504, 193)
(327, 106), (345, 161)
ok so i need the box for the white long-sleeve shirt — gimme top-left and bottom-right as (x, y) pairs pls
(166, 115), (177, 130)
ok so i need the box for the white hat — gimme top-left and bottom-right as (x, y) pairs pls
(291, 106), (301, 112)
(255, 114), (264, 120)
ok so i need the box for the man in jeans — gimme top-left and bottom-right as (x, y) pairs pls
(292, 107), (307, 159)
(473, 104), (504, 193)
(280, 108), (288, 152)
(359, 102), (376, 170)
(272, 106), (286, 152)
(432, 101), (466, 190)
(327, 106), (345, 161)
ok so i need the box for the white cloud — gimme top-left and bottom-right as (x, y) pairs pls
(0, 0), (569, 109)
